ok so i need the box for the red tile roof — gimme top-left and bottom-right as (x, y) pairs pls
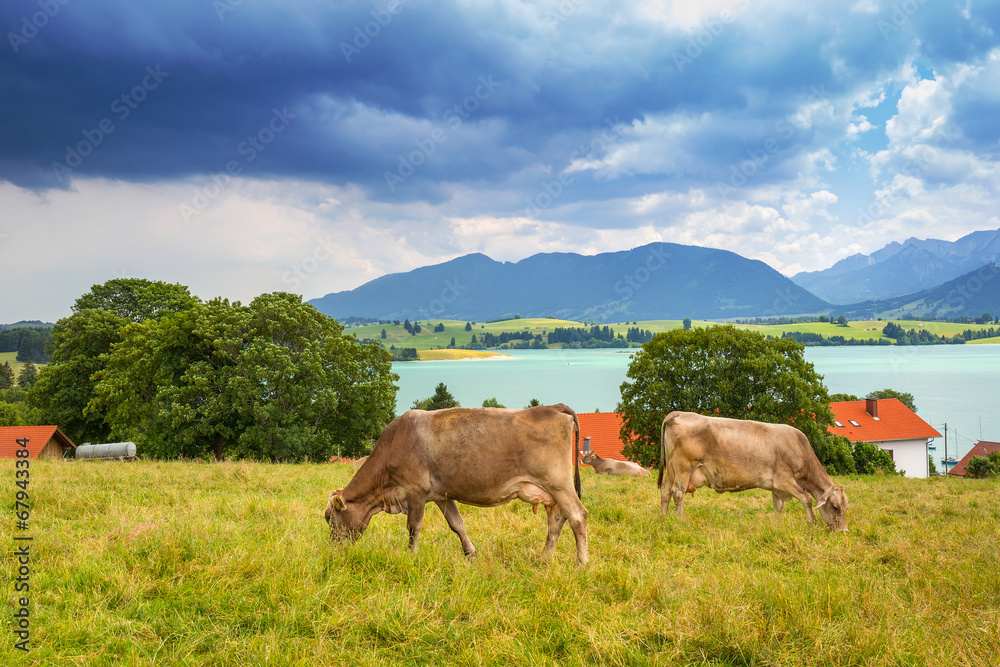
(0, 426), (76, 460)
(828, 399), (941, 442)
(577, 412), (631, 462)
(948, 441), (1000, 477)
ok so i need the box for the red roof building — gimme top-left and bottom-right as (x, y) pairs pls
(0, 426), (77, 460)
(577, 411), (631, 462)
(948, 440), (1000, 477)
(828, 398), (941, 478)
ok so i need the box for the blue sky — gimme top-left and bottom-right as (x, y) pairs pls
(2, 0), (999, 321)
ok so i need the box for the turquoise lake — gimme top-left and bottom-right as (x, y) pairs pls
(393, 345), (999, 463)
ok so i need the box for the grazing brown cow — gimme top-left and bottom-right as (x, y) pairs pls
(581, 451), (650, 477)
(658, 411), (848, 531)
(325, 404), (589, 564)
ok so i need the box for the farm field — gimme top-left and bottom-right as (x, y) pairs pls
(0, 351), (44, 378)
(344, 318), (1000, 358)
(4, 460), (998, 666)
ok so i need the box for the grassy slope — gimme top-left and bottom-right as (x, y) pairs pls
(4, 460), (998, 666)
(345, 319), (1000, 354)
(0, 350), (45, 378)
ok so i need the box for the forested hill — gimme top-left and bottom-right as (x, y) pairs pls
(308, 242), (831, 322)
(838, 264), (1000, 320)
(0, 324), (52, 363)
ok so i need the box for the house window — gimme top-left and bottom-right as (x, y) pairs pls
(834, 420), (843, 427)
(886, 449), (894, 460)
(849, 420), (860, 427)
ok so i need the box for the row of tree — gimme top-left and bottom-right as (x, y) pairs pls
(22, 279), (398, 461)
(408, 383), (541, 411)
(881, 322), (966, 345)
(780, 331), (893, 346)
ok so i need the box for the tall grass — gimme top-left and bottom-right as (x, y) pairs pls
(3, 460), (998, 666)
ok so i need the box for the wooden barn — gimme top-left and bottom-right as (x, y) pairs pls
(0, 425), (77, 460)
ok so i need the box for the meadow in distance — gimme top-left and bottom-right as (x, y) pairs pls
(343, 316), (1000, 360)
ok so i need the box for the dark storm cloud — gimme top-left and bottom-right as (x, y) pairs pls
(2, 0), (999, 206)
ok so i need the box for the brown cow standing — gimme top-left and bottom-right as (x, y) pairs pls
(325, 404), (589, 564)
(658, 411), (848, 531)
(581, 451), (650, 477)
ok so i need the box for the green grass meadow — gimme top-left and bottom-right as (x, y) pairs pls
(0, 351), (44, 379)
(3, 460), (999, 666)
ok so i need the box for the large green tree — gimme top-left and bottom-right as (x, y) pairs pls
(27, 279), (197, 444)
(73, 278), (196, 323)
(89, 292), (397, 461)
(618, 325), (848, 471)
(0, 402), (24, 427)
(27, 309), (129, 442)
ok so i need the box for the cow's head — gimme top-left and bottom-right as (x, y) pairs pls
(324, 489), (369, 542)
(581, 451), (595, 465)
(815, 485), (848, 532)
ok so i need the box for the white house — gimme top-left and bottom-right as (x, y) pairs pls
(829, 398), (941, 479)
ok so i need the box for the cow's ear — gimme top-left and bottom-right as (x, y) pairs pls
(331, 490), (347, 511)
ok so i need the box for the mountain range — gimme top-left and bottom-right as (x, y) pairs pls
(839, 264), (1000, 321)
(791, 228), (1000, 304)
(309, 230), (1000, 323)
(309, 242), (831, 322)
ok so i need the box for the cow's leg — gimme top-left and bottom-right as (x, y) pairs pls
(549, 491), (589, 566)
(406, 501), (426, 552)
(661, 465), (676, 515)
(434, 500), (476, 556)
(772, 491), (789, 517)
(784, 483), (816, 523)
(543, 504), (567, 558)
(670, 461), (697, 517)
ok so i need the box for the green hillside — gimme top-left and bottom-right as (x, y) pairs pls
(0, 351), (44, 378)
(345, 318), (1000, 353)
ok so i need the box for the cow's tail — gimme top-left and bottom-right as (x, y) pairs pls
(657, 412), (677, 489)
(550, 404), (582, 499)
(572, 410), (582, 499)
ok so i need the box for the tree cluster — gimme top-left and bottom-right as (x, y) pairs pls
(411, 382), (460, 410)
(467, 330), (537, 349)
(958, 326), (998, 341)
(829, 388), (917, 413)
(27, 279), (398, 461)
(0, 327), (52, 363)
(780, 331), (892, 346)
(391, 347), (419, 361)
(625, 327), (655, 344)
(881, 322), (965, 345)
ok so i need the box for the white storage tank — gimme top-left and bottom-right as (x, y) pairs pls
(75, 442), (137, 460)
